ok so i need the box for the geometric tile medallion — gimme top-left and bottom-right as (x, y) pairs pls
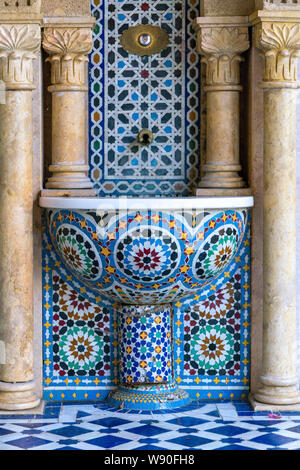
(42, 212), (251, 402)
(89, 0), (201, 196)
(52, 273), (111, 379)
(183, 270), (243, 377)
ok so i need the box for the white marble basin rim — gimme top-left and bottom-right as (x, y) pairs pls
(39, 195), (254, 210)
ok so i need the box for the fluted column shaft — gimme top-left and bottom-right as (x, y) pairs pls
(42, 25), (95, 192)
(195, 19), (251, 196)
(254, 20), (300, 406)
(0, 23), (41, 410)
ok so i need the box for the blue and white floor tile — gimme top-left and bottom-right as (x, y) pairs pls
(1, 401), (300, 450)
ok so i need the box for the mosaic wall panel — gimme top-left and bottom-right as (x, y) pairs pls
(89, 0), (201, 196)
(42, 0), (251, 403)
(42, 214), (251, 402)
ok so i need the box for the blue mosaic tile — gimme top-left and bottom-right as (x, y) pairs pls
(252, 420), (283, 427)
(22, 429), (43, 435)
(1, 402), (300, 450)
(167, 417), (209, 427)
(89, 417), (132, 428)
(49, 426), (92, 438)
(6, 436), (53, 449)
(58, 439), (79, 445)
(58, 446), (79, 450)
(0, 428), (14, 437)
(42, 208), (251, 402)
(178, 427), (200, 434)
(139, 438), (160, 444)
(85, 435), (131, 449)
(287, 424), (300, 433)
(89, 0), (201, 196)
(118, 306), (172, 384)
(127, 424), (169, 437)
(207, 425), (251, 437)
(168, 434), (213, 448)
(251, 433), (298, 447)
(221, 437), (243, 444)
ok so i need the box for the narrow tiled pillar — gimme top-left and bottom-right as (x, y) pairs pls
(0, 22), (41, 410)
(42, 18), (96, 195)
(107, 305), (190, 411)
(195, 17), (251, 196)
(250, 13), (300, 408)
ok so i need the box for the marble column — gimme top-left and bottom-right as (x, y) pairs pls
(251, 19), (300, 407)
(0, 23), (41, 410)
(42, 24), (95, 195)
(195, 18), (251, 196)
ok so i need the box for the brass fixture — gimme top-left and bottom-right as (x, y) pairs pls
(138, 130), (154, 146)
(120, 24), (169, 56)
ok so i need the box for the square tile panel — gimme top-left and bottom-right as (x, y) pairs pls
(89, 0), (201, 196)
(42, 212), (251, 401)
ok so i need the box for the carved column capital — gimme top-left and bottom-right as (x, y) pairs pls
(254, 22), (300, 83)
(0, 24), (40, 89)
(43, 27), (93, 91)
(196, 25), (249, 86)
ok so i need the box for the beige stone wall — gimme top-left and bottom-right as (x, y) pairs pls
(41, 0), (90, 16)
(200, 0), (255, 16)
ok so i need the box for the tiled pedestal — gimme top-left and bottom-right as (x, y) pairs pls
(107, 305), (190, 410)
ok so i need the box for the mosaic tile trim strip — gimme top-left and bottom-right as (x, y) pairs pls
(42, 213), (251, 402)
(89, 0), (201, 196)
(107, 383), (191, 410)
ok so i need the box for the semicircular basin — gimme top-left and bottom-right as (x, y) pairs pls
(40, 196), (254, 306)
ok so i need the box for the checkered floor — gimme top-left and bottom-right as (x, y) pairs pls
(1, 401), (300, 450)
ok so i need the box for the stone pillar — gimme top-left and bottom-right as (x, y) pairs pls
(42, 19), (96, 196)
(195, 18), (251, 196)
(0, 22), (41, 410)
(250, 16), (300, 408)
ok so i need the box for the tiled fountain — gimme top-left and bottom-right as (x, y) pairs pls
(40, 195), (254, 410)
